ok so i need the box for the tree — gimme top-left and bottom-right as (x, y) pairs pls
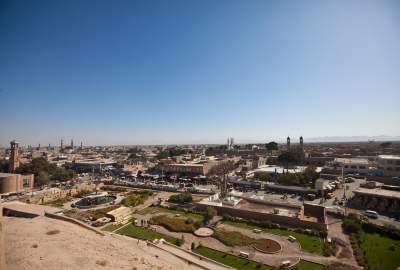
(380, 142), (392, 149)
(278, 173), (300, 186)
(303, 165), (319, 184)
(342, 218), (362, 234)
(0, 159), (10, 172)
(36, 171), (50, 186)
(265, 141), (278, 152)
(254, 171), (271, 182)
(278, 151), (298, 168)
(168, 193), (193, 204)
(205, 206), (217, 223)
(15, 157), (74, 186)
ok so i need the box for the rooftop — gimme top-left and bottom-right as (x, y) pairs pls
(334, 158), (369, 165)
(353, 187), (400, 199)
(0, 173), (18, 178)
(378, 155), (400, 160)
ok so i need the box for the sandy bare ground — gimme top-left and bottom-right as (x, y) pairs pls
(4, 215), (204, 270)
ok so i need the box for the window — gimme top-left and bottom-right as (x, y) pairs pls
(359, 166), (366, 169)
(387, 167), (393, 171)
(22, 179), (30, 188)
(344, 165), (349, 168)
(351, 165), (357, 169)
(388, 160), (393, 164)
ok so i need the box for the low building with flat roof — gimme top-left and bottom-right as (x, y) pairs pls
(349, 187), (400, 216)
(247, 165), (322, 178)
(65, 159), (117, 173)
(158, 158), (237, 176)
(0, 173), (34, 194)
(325, 157), (371, 175)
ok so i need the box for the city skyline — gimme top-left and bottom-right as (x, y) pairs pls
(1, 0), (400, 146)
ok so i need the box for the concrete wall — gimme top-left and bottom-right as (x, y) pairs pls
(44, 212), (104, 236)
(239, 196), (302, 210)
(367, 176), (400, 186)
(195, 203), (327, 230)
(0, 217), (5, 270)
(2, 207), (39, 218)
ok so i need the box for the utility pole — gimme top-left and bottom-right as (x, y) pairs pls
(342, 167), (347, 216)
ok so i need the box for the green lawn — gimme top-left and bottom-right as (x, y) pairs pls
(103, 223), (124, 232)
(138, 206), (204, 222)
(295, 260), (326, 270)
(193, 246), (272, 270)
(102, 218), (135, 232)
(194, 246), (326, 270)
(361, 232), (400, 270)
(115, 223), (178, 244)
(223, 220), (324, 255)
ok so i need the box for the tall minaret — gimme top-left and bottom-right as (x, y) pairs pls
(80, 141), (83, 150)
(61, 139), (64, 152)
(9, 140), (20, 173)
(71, 139), (74, 149)
(286, 136), (291, 151)
(300, 136), (304, 152)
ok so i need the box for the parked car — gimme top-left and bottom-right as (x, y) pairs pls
(364, 210), (378, 219)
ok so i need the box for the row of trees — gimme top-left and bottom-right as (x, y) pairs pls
(253, 165), (319, 187)
(157, 148), (191, 159)
(15, 157), (75, 187)
(0, 159), (10, 172)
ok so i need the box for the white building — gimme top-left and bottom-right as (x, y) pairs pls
(377, 155), (400, 177)
(325, 158), (371, 175)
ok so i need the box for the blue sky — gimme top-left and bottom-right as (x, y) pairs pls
(0, 0), (399, 146)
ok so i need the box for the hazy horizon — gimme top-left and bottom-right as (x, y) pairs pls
(1, 134), (400, 148)
(1, 0), (399, 146)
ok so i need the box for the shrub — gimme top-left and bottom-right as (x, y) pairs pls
(342, 218), (362, 234)
(213, 228), (258, 247)
(175, 237), (184, 246)
(323, 241), (334, 257)
(122, 191), (152, 207)
(168, 192), (193, 204)
(151, 215), (199, 232)
(205, 206), (217, 223)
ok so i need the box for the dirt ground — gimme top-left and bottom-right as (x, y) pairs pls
(3, 215), (203, 270)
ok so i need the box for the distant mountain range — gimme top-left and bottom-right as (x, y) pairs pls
(295, 135), (400, 143)
(238, 135), (400, 144)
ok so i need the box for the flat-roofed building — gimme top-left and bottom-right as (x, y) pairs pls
(325, 158), (371, 175)
(349, 187), (400, 216)
(377, 155), (400, 177)
(65, 159), (117, 173)
(158, 158), (236, 176)
(0, 173), (34, 194)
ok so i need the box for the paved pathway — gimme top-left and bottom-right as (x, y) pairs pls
(134, 212), (361, 269)
(151, 241), (234, 270)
